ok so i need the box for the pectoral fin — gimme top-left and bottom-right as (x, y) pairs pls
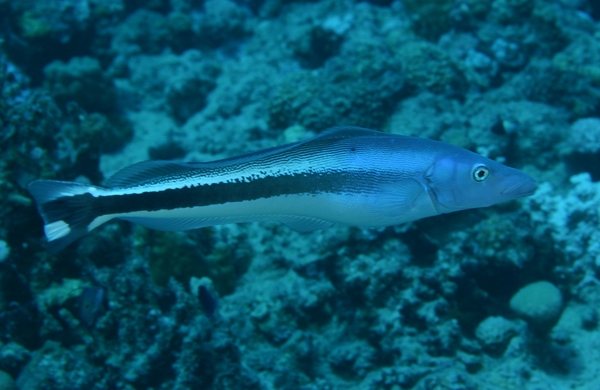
(376, 179), (424, 217)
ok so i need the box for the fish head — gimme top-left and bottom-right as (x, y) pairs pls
(425, 150), (537, 213)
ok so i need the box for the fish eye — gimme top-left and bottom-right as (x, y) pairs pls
(472, 165), (489, 182)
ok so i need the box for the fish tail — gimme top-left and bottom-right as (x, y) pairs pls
(27, 180), (108, 253)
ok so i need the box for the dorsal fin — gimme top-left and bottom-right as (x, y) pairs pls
(315, 126), (385, 139)
(105, 161), (198, 188)
(105, 126), (385, 188)
(104, 142), (307, 188)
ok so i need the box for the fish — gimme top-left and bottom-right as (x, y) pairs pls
(27, 126), (536, 252)
(77, 286), (106, 328)
(197, 285), (218, 319)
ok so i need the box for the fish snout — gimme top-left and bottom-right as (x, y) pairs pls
(501, 173), (537, 198)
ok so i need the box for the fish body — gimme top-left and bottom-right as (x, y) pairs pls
(28, 127), (536, 252)
(78, 286), (106, 328)
(197, 285), (218, 319)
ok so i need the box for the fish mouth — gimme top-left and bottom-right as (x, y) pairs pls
(501, 174), (537, 198)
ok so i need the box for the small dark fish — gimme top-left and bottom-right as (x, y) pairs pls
(197, 285), (217, 319)
(78, 286), (106, 328)
(491, 117), (519, 135)
(491, 119), (506, 135)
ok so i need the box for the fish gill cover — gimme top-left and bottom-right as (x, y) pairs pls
(0, 0), (599, 389)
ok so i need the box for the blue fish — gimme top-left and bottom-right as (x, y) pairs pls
(197, 285), (218, 319)
(78, 286), (106, 328)
(28, 127), (536, 252)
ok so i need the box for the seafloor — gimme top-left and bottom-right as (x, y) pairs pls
(1, 0), (600, 389)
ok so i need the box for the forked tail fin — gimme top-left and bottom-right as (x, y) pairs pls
(28, 180), (105, 253)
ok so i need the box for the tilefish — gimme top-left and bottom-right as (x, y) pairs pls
(28, 127), (536, 252)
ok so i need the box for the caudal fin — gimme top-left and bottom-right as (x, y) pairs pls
(28, 180), (104, 253)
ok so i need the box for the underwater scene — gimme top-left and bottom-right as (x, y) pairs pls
(1, 0), (600, 388)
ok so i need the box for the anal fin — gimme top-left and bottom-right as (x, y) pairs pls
(275, 215), (334, 232)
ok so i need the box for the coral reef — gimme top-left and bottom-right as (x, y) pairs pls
(0, 0), (599, 388)
(510, 281), (563, 329)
